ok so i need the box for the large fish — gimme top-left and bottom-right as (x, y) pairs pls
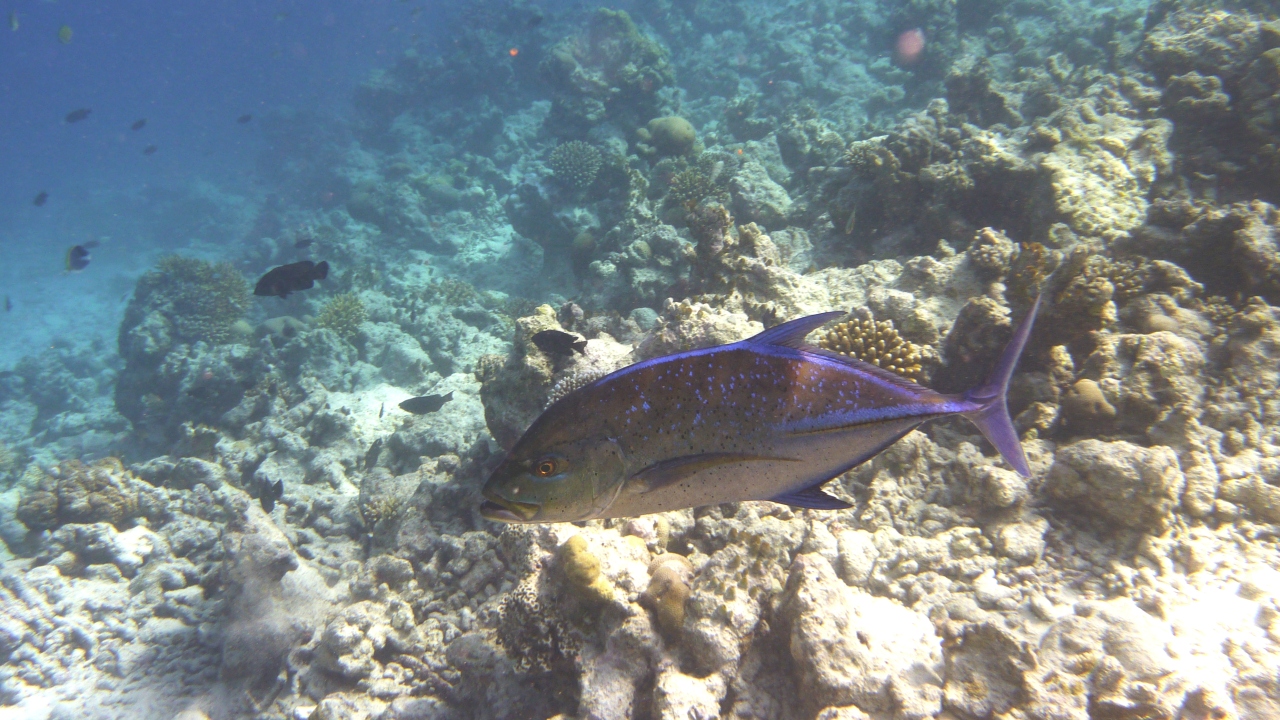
(480, 298), (1039, 523)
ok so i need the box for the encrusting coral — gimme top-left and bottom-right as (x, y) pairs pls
(314, 292), (368, 343)
(548, 140), (603, 190)
(16, 457), (162, 531)
(817, 311), (932, 382)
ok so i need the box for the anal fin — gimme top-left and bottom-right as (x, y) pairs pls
(772, 483), (851, 510)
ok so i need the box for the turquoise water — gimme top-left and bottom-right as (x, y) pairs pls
(2, 0), (1280, 718)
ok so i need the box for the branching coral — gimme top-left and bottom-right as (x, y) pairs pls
(123, 256), (252, 349)
(548, 140), (603, 190)
(315, 292), (368, 342)
(426, 277), (481, 307)
(546, 368), (609, 407)
(817, 313), (931, 382)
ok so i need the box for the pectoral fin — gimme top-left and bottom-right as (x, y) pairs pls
(772, 483), (851, 510)
(629, 453), (797, 493)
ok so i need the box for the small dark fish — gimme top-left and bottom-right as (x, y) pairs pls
(528, 14), (544, 27)
(259, 478), (284, 512)
(294, 237), (313, 249)
(57, 25), (72, 44)
(253, 260), (329, 299)
(4, 296), (11, 312)
(131, 119), (147, 131)
(532, 329), (587, 356)
(399, 391), (453, 415)
(237, 114), (253, 124)
(378, 402), (385, 419)
(142, 145), (158, 155)
(66, 244), (92, 272)
(64, 108), (91, 123)
(33, 191), (48, 207)
(364, 438), (384, 471)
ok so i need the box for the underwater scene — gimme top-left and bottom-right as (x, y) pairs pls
(4, 0), (1280, 717)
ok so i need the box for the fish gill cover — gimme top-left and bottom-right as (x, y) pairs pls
(1, 1), (1280, 719)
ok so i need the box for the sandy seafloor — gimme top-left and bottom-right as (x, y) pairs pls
(4, 0), (1280, 718)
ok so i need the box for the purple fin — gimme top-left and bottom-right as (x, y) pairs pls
(772, 483), (852, 510)
(749, 311), (846, 349)
(961, 295), (1041, 478)
(631, 453), (797, 492)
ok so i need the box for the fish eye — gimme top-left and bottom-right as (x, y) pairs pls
(532, 456), (564, 478)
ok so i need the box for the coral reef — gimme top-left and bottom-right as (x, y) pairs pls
(10, 0), (1280, 718)
(548, 140), (603, 190)
(816, 311), (933, 382)
(314, 292), (368, 343)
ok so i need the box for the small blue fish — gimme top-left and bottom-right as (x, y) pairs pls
(481, 298), (1040, 522)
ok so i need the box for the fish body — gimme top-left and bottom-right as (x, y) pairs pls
(294, 237), (313, 249)
(4, 296), (11, 312)
(237, 114), (253, 124)
(66, 244), (91, 271)
(142, 145), (157, 155)
(132, 119), (147, 130)
(481, 299), (1039, 523)
(33, 191), (48, 206)
(10, 12), (17, 31)
(532, 329), (587, 356)
(253, 260), (328, 298)
(64, 108), (90, 123)
(260, 479), (284, 512)
(57, 25), (71, 43)
(399, 391), (453, 415)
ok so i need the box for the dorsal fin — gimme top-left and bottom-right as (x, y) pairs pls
(748, 312), (845, 349)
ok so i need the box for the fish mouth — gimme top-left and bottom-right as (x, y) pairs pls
(480, 492), (540, 523)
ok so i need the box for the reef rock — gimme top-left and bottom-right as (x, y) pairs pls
(780, 553), (943, 720)
(1044, 439), (1185, 532)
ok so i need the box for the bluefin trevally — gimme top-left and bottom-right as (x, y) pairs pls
(480, 297), (1040, 523)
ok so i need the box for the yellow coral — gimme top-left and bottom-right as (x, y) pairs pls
(315, 292), (367, 342)
(817, 314), (929, 382)
(643, 553), (693, 636)
(558, 535), (614, 604)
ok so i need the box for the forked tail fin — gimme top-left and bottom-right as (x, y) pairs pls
(961, 295), (1041, 477)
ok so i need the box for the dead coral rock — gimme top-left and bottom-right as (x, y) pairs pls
(780, 553), (943, 719)
(1081, 331), (1206, 437)
(942, 622), (1034, 718)
(966, 227), (1017, 280)
(1025, 600), (1178, 720)
(1044, 439), (1185, 532)
(637, 299), (762, 359)
(939, 296), (1013, 391)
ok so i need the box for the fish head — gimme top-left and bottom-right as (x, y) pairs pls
(481, 435), (626, 523)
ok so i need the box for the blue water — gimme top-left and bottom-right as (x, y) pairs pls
(0, 0), (441, 365)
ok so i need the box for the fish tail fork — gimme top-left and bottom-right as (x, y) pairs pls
(960, 295), (1041, 478)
